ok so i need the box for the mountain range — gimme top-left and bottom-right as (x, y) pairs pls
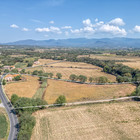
(2, 38), (140, 48)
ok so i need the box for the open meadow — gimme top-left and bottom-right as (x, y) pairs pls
(4, 75), (40, 99)
(44, 79), (135, 104)
(0, 108), (9, 140)
(31, 101), (140, 140)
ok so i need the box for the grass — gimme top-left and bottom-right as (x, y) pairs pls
(15, 62), (27, 68)
(33, 59), (59, 67)
(4, 75), (40, 99)
(31, 101), (140, 140)
(0, 108), (9, 140)
(32, 80), (47, 99)
(44, 79), (136, 104)
(78, 54), (140, 61)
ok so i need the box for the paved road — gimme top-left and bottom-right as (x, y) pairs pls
(0, 83), (18, 140)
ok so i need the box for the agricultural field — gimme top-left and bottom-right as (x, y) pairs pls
(0, 108), (9, 140)
(27, 60), (116, 82)
(78, 54), (140, 61)
(44, 79), (135, 104)
(15, 62), (27, 68)
(4, 75), (40, 99)
(31, 101), (140, 140)
(43, 66), (116, 82)
(33, 59), (59, 67)
(118, 61), (140, 70)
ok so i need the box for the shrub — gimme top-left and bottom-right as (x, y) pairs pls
(55, 95), (66, 105)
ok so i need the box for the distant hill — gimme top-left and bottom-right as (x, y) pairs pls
(2, 38), (140, 48)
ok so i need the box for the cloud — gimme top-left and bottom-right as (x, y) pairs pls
(10, 24), (19, 28)
(22, 28), (29, 31)
(35, 26), (62, 34)
(83, 19), (92, 27)
(65, 31), (69, 36)
(61, 26), (72, 29)
(133, 25), (140, 32)
(49, 21), (54, 24)
(109, 18), (125, 26)
(99, 24), (127, 36)
(95, 18), (98, 22)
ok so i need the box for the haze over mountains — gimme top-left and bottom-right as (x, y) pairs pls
(2, 38), (140, 48)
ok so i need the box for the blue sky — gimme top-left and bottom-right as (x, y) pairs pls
(0, 0), (140, 42)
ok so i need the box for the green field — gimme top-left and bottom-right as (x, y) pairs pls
(0, 108), (9, 140)
(15, 62), (27, 68)
(32, 80), (47, 99)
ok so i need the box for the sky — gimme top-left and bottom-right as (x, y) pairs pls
(0, 0), (140, 42)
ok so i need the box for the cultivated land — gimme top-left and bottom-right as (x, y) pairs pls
(0, 108), (9, 140)
(44, 79), (135, 104)
(4, 76), (40, 99)
(31, 101), (140, 140)
(33, 59), (59, 67)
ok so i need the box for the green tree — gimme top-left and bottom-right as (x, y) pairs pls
(89, 77), (94, 83)
(49, 73), (53, 78)
(2, 79), (6, 85)
(55, 95), (66, 105)
(56, 73), (62, 79)
(98, 76), (108, 83)
(14, 75), (21, 81)
(4, 69), (9, 73)
(11, 69), (18, 73)
(11, 94), (19, 105)
(78, 75), (87, 83)
(32, 70), (38, 75)
(27, 62), (33, 67)
(69, 74), (77, 81)
(20, 69), (26, 74)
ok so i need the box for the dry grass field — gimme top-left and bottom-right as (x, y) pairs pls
(44, 79), (135, 104)
(31, 101), (140, 140)
(4, 76), (40, 99)
(49, 61), (101, 68)
(43, 66), (116, 82)
(118, 61), (140, 70)
(78, 54), (140, 61)
(33, 59), (59, 67)
(0, 108), (9, 140)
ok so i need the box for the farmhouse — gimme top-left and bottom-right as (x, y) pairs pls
(34, 61), (40, 65)
(4, 74), (20, 82)
(3, 65), (15, 70)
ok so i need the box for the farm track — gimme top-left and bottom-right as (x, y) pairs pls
(14, 96), (140, 110)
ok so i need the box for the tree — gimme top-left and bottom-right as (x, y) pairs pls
(56, 73), (62, 79)
(27, 62), (33, 67)
(11, 69), (18, 73)
(98, 76), (108, 83)
(69, 74), (77, 81)
(14, 75), (21, 81)
(49, 73), (53, 78)
(55, 95), (66, 105)
(20, 69), (26, 74)
(4, 69), (9, 73)
(78, 75), (87, 83)
(32, 70), (38, 75)
(2, 79), (6, 85)
(89, 77), (94, 83)
(11, 94), (19, 105)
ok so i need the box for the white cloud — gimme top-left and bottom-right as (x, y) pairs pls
(99, 24), (127, 36)
(61, 26), (72, 29)
(83, 19), (92, 27)
(31, 19), (43, 23)
(22, 28), (29, 31)
(35, 26), (62, 34)
(10, 24), (19, 28)
(109, 18), (125, 26)
(95, 18), (98, 22)
(133, 25), (140, 32)
(49, 21), (54, 24)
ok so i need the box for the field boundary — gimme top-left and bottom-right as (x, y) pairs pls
(14, 96), (140, 110)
